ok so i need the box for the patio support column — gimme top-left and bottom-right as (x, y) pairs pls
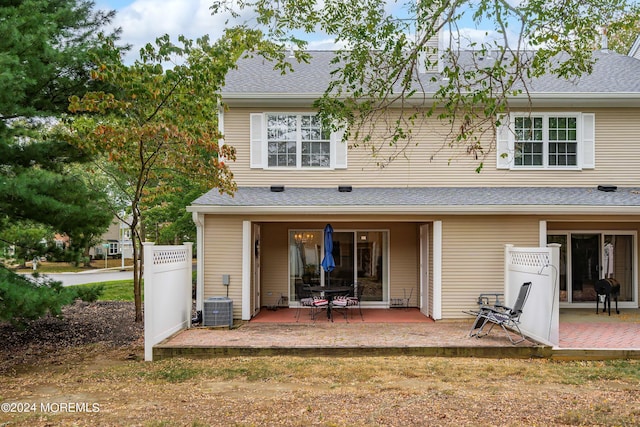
(433, 220), (442, 320)
(192, 212), (205, 312)
(539, 220), (547, 247)
(547, 243), (561, 346)
(242, 220), (252, 320)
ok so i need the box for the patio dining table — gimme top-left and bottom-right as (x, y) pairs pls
(308, 286), (353, 321)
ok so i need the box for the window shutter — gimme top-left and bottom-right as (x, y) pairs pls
(581, 113), (595, 169)
(250, 113), (264, 169)
(495, 114), (512, 169)
(332, 126), (347, 169)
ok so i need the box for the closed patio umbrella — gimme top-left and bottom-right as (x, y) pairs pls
(321, 223), (335, 286)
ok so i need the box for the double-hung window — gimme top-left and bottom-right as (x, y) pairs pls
(108, 242), (119, 255)
(250, 113), (347, 170)
(497, 112), (594, 170)
(266, 114), (331, 168)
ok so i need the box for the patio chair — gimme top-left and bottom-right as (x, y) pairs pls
(311, 296), (329, 321)
(330, 294), (350, 322)
(390, 287), (413, 309)
(469, 282), (532, 344)
(295, 283), (316, 322)
(345, 284), (364, 321)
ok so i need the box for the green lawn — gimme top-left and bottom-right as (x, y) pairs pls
(70, 280), (137, 301)
(14, 260), (134, 274)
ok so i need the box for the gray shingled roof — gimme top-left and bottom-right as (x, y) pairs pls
(190, 186), (640, 212)
(222, 50), (640, 97)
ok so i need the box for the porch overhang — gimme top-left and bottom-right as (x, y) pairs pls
(187, 186), (640, 216)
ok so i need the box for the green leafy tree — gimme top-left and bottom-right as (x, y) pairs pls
(0, 0), (121, 323)
(214, 0), (640, 169)
(143, 176), (206, 245)
(0, 269), (76, 327)
(1, 222), (53, 267)
(1, 0), (121, 239)
(69, 29), (271, 321)
(0, 0), (118, 120)
(0, 268), (104, 327)
(608, 16), (640, 54)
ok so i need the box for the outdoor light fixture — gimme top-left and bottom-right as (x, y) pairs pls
(270, 184), (285, 192)
(597, 184), (617, 192)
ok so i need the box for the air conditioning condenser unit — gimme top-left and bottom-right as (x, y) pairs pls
(203, 297), (233, 328)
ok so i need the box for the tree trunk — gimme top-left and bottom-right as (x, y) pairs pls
(131, 223), (143, 323)
(83, 247), (92, 267)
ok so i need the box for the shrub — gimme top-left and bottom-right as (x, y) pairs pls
(0, 267), (76, 327)
(71, 284), (105, 303)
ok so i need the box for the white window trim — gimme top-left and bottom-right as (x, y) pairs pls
(108, 242), (119, 255)
(496, 112), (595, 171)
(250, 112), (347, 170)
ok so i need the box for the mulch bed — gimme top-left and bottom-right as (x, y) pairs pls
(0, 301), (143, 374)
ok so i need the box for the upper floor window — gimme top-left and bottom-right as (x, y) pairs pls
(267, 114), (331, 168)
(250, 113), (347, 170)
(497, 112), (594, 170)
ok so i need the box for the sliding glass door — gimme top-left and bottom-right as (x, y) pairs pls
(289, 229), (388, 303)
(548, 231), (636, 305)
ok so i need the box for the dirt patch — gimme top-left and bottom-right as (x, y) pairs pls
(0, 300), (142, 375)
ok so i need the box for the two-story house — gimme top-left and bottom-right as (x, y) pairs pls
(188, 38), (640, 321)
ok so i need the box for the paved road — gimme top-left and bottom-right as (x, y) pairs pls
(21, 270), (133, 286)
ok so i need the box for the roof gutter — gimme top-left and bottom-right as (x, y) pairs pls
(187, 204), (640, 216)
(223, 91), (640, 108)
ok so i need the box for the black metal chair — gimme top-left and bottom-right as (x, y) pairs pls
(295, 282), (316, 322)
(330, 293), (350, 321)
(344, 284), (364, 321)
(469, 282), (532, 344)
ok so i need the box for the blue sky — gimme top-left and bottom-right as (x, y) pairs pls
(98, 0), (508, 63)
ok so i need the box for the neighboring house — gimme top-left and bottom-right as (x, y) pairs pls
(91, 217), (133, 260)
(188, 35), (640, 321)
(53, 233), (70, 250)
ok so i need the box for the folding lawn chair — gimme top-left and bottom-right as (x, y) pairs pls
(469, 282), (532, 344)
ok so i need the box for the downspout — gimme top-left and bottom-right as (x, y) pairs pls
(192, 211), (205, 312)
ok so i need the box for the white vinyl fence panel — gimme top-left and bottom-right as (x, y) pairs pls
(143, 242), (193, 361)
(504, 244), (560, 346)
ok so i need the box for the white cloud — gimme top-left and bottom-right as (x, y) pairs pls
(444, 27), (525, 50)
(98, 0), (520, 63)
(101, 0), (245, 63)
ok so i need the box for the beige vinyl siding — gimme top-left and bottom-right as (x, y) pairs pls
(388, 223), (419, 306)
(102, 220), (121, 240)
(203, 216), (244, 318)
(224, 107), (640, 188)
(259, 223), (289, 306)
(440, 216), (540, 319)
